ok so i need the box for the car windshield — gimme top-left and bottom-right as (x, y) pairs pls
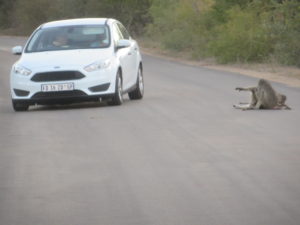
(25, 25), (110, 53)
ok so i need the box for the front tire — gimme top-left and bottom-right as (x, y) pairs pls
(128, 66), (144, 100)
(12, 101), (29, 111)
(108, 71), (123, 106)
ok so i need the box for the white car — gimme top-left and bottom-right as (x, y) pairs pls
(10, 18), (144, 111)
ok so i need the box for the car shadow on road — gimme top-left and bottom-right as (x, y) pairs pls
(28, 99), (132, 112)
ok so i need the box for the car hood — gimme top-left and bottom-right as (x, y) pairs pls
(18, 49), (112, 70)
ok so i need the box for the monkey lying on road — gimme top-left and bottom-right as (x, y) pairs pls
(233, 79), (291, 110)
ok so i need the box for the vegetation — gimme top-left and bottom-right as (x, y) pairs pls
(147, 0), (300, 66)
(0, 0), (299, 66)
(0, 0), (151, 35)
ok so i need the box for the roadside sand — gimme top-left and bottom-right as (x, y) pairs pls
(141, 47), (300, 88)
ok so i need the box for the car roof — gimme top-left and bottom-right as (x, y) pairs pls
(41, 18), (113, 29)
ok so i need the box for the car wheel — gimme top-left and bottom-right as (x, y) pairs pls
(128, 66), (144, 100)
(108, 71), (123, 106)
(12, 101), (29, 111)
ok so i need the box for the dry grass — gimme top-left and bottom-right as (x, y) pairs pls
(139, 39), (300, 88)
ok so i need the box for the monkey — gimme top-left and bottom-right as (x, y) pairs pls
(233, 79), (291, 110)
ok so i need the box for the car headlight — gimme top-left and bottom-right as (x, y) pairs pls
(13, 64), (32, 76)
(84, 59), (111, 72)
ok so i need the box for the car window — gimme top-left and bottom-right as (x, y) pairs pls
(25, 25), (110, 53)
(117, 23), (130, 40)
(111, 23), (123, 44)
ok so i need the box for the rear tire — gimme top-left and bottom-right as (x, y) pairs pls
(12, 101), (29, 111)
(108, 71), (123, 106)
(128, 66), (144, 100)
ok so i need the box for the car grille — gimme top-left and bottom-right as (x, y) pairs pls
(32, 90), (87, 99)
(31, 71), (85, 82)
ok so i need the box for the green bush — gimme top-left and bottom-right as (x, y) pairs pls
(146, 0), (214, 57)
(2, 0), (151, 35)
(209, 6), (273, 63)
(270, 1), (300, 66)
(0, 0), (15, 29)
(145, 0), (300, 67)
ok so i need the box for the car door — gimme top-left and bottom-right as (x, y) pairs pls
(112, 23), (131, 90)
(117, 22), (138, 90)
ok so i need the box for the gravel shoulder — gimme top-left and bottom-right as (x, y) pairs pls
(141, 46), (300, 87)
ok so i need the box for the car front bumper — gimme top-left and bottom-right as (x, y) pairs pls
(11, 67), (116, 105)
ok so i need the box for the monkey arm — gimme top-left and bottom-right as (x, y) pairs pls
(235, 87), (257, 92)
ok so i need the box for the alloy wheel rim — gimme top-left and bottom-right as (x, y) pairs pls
(138, 69), (144, 93)
(118, 76), (122, 101)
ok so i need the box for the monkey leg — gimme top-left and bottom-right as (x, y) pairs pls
(254, 100), (263, 109)
(233, 104), (254, 110)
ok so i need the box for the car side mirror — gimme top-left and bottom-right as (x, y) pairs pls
(12, 46), (23, 55)
(116, 39), (131, 50)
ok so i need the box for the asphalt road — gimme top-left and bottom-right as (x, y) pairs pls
(1, 36), (300, 225)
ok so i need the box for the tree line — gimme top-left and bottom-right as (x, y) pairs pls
(0, 0), (299, 66)
(0, 0), (151, 35)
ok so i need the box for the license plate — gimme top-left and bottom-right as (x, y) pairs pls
(41, 83), (74, 92)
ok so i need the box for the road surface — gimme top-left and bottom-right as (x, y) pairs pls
(1, 36), (300, 225)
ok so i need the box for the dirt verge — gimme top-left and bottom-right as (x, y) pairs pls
(141, 46), (300, 88)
